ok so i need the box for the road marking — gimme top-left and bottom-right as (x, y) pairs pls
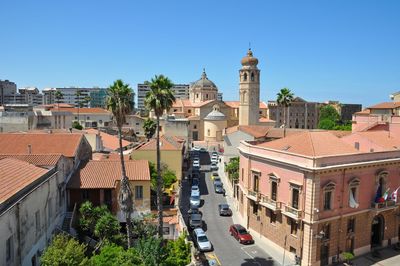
(206, 252), (222, 265)
(241, 247), (262, 266)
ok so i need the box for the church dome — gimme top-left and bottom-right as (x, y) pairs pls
(241, 49), (259, 66)
(192, 69), (217, 89)
(204, 109), (226, 121)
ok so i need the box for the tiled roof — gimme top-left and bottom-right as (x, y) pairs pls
(163, 215), (178, 225)
(0, 154), (62, 166)
(54, 107), (111, 114)
(354, 109), (371, 115)
(225, 125), (273, 138)
(224, 101), (268, 109)
(258, 131), (359, 157)
(67, 160), (150, 189)
(92, 152), (131, 161)
(172, 99), (215, 108)
(368, 102), (400, 109)
(134, 136), (185, 151)
(346, 131), (400, 151)
(0, 133), (83, 157)
(85, 129), (131, 150)
(0, 158), (50, 203)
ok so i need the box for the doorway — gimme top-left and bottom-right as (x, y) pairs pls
(320, 244), (329, 266)
(371, 215), (384, 247)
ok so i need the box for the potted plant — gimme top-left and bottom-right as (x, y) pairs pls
(341, 252), (355, 265)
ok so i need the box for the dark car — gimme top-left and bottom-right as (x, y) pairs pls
(229, 224), (254, 244)
(192, 177), (200, 187)
(218, 204), (232, 216)
(213, 176), (221, 184)
(189, 213), (203, 228)
(214, 183), (224, 193)
(188, 206), (201, 215)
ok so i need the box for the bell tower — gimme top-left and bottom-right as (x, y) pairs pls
(239, 49), (260, 126)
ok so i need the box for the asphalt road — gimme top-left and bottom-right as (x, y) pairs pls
(180, 152), (279, 266)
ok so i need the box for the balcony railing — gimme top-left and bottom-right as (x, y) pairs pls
(284, 205), (303, 220)
(371, 200), (396, 210)
(247, 190), (260, 202)
(260, 195), (281, 211)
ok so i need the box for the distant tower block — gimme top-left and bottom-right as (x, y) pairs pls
(239, 49), (260, 126)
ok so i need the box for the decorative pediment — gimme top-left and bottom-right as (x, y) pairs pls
(348, 178), (360, 187)
(323, 181), (336, 191)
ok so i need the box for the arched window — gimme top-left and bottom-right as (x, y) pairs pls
(251, 72), (255, 81)
(349, 178), (360, 208)
(243, 72), (247, 81)
(323, 182), (335, 211)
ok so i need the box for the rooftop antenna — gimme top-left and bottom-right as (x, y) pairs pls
(249, 42), (251, 50)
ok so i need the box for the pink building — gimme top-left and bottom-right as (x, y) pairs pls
(236, 131), (400, 265)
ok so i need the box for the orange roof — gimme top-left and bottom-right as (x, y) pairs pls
(354, 109), (371, 115)
(259, 117), (275, 123)
(172, 99), (215, 108)
(163, 215), (178, 225)
(0, 154), (62, 166)
(92, 152), (131, 161)
(225, 125), (273, 138)
(258, 131), (359, 157)
(85, 129), (131, 150)
(55, 107), (111, 114)
(0, 133), (84, 157)
(68, 160), (150, 189)
(368, 102), (400, 109)
(0, 158), (50, 203)
(348, 131), (400, 151)
(224, 101), (268, 109)
(134, 136), (185, 151)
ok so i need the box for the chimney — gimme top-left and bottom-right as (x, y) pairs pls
(28, 144), (32, 154)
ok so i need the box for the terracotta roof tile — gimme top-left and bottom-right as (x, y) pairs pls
(92, 152), (131, 161)
(345, 131), (400, 151)
(0, 133), (83, 157)
(225, 125), (273, 138)
(134, 136), (185, 151)
(85, 129), (131, 150)
(0, 158), (50, 203)
(53, 107), (111, 114)
(67, 160), (150, 189)
(0, 154), (62, 166)
(258, 131), (359, 157)
(368, 102), (400, 109)
(354, 109), (371, 115)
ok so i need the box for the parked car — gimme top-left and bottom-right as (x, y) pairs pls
(192, 177), (200, 187)
(191, 185), (200, 194)
(214, 183), (224, 193)
(229, 224), (254, 244)
(213, 176), (221, 184)
(189, 213), (203, 228)
(210, 162), (218, 170)
(192, 146), (201, 152)
(193, 228), (213, 252)
(190, 195), (201, 207)
(218, 204), (232, 216)
(211, 155), (218, 163)
(188, 206), (200, 214)
(200, 147), (207, 153)
(211, 151), (219, 157)
(193, 161), (200, 168)
(191, 190), (200, 197)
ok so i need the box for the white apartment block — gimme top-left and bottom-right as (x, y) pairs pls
(137, 83), (189, 111)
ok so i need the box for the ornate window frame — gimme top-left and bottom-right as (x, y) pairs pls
(348, 177), (360, 207)
(323, 181), (336, 211)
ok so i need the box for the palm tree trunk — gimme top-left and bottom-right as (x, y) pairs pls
(283, 106), (287, 138)
(156, 115), (163, 239)
(117, 126), (133, 248)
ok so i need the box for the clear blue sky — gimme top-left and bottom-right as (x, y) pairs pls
(1, 1), (399, 107)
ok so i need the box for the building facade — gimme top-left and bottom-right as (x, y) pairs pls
(236, 131), (400, 266)
(0, 80), (17, 105)
(137, 83), (189, 111)
(55, 87), (104, 108)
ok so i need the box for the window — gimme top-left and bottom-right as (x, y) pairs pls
(292, 188), (299, 209)
(251, 72), (255, 81)
(349, 178), (360, 208)
(135, 186), (143, 200)
(87, 116), (90, 120)
(243, 73), (247, 81)
(354, 142), (360, 150)
(206, 94), (208, 99)
(322, 224), (330, 240)
(271, 181), (277, 201)
(323, 182), (335, 211)
(207, 129), (210, 136)
(290, 219), (298, 235)
(347, 218), (355, 234)
(82, 190), (90, 200)
(188, 109), (192, 113)
(6, 236), (13, 262)
(99, 120), (103, 124)
(135, 122), (139, 126)
(252, 202), (258, 215)
(270, 210), (276, 224)
(241, 168), (244, 181)
(173, 109), (177, 112)
(35, 211), (40, 235)
(252, 172), (259, 192)
(196, 94), (199, 98)
(193, 125), (197, 130)
(163, 227), (170, 235)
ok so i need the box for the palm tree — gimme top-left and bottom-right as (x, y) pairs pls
(143, 118), (157, 141)
(106, 80), (134, 247)
(276, 88), (294, 137)
(144, 75), (175, 239)
(55, 90), (63, 109)
(75, 90), (82, 125)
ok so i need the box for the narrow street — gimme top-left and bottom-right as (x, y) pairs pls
(180, 151), (279, 266)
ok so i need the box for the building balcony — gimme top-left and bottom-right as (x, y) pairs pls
(283, 205), (303, 220)
(260, 195), (281, 212)
(247, 190), (260, 202)
(370, 200), (397, 212)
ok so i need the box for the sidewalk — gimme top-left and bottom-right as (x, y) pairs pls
(218, 157), (296, 266)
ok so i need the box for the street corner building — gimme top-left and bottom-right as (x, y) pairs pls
(235, 130), (400, 266)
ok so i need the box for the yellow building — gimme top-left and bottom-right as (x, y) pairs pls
(131, 135), (186, 183)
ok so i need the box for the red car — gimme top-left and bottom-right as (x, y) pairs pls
(229, 224), (254, 244)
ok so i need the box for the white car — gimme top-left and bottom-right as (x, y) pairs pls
(191, 190), (200, 197)
(191, 185), (200, 194)
(192, 146), (201, 152)
(211, 155), (218, 163)
(190, 194), (201, 207)
(193, 228), (212, 252)
(193, 161), (200, 168)
(193, 158), (200, 164)
(210, 162), (218, 170)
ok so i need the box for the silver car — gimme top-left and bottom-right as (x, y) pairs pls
(193, 228), (212, 252)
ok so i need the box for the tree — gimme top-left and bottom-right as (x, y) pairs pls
(318, 119), (336, 130)
(90, 244), (144, 266)
(72, 121), (83, 130)
(135, 236), (165, 266)
(144, 75), (176, 239)
(41, 234), (89, 266)
(164, 233), (191, 266)
(276, 88), (294, 137)
(143, 118), (157, 140)
(319, 105), (340, 122)
(149, 162), (177, 191)
(55, 90), (63, 109)
(79, 201), (109, 235)
(94, 212), (123, 245)
(226, 157), (239, 182)
(106, 79), (134, 248)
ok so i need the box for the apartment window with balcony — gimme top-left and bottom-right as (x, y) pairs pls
(252, 171), (260, 192)
(290, 219), (298, 235)
(347, 218), (355, 234)
(323, 182), (335, 211)
(291, 187), (300, 209)
(271, 181), (277, 201)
